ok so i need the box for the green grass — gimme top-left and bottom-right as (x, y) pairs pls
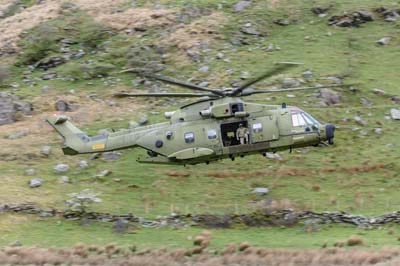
(1, 0), (400, 250)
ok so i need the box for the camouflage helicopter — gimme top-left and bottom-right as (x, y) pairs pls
(47, 62), (337, 165)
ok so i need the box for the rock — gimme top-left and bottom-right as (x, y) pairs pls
(320, 88), (341, 105)
(286, 94), (296, 98)
(390, 108), (400, 120)
(35, 57), (66, 70)
(320, 76), (342, 84)
(360, 97), (373, 106)
(78, 160), (89, 169)
(40, 73), (58, 80)
(59, 176), (71, 184)
(391, 96), (400, 103)
(374, 128), (383, 135)
(312, 6), (330, 15)
(10, 240), (22, 247)
(273, 18), (290, 26)
(14, 101), (33, 115)
(198, 81), (209, 87)
(252, 187), (269, 195)
(377, 37), (391, 45)
(198, 66), (210, 73)
(101, 152), (122, 161)
(282, 78), (301, 88)
(233, 0), (251, 12)
(137, 114), (148, 126)
(41, 86), (50, 93)
(41, 146), (52, 157)
(302, 70), (313, 79)
(354, 116), (368, 126)
(25, 169), (36, 176)
(240, 27), (261, 36)
(356, 10), (374, 21)
(54, 164), (70, 173)
(0, 92), (16, 125)
(7, 131), (27, 139)
(375, 7), (400, 22)
(95, 170), (112, 179)
(372, 88), (386, 95)
(29, 178), (44, 188)
(55, 100), (79, 112)
(264, 152), (283, 161)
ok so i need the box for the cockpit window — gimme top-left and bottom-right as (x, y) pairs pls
(291, 111), (318, 127)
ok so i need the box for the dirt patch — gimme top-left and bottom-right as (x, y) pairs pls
(93, 8), (176, 30)
(0, 2), (60, 53)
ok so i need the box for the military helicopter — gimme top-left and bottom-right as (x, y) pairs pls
(47, 62), (338, 165)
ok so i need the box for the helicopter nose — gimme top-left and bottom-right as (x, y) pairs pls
(325, 124), (335, 145)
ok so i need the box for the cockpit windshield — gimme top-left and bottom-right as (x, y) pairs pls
(291, 110), (319, 127)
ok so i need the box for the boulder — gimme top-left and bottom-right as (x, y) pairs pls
(14, 101), (33, 115)
(55, 100), (79, 112)
(54, 163), (70, 173)
(354, 116), (368, 126)
(302, 70), (313, 79)
(273, 18), (290, 26)
(390, 108), (400, 120)
(78, 160), (89, 169)
(29, 178), (44, 188)
(35, 57), (66, 70)
(0, 92), (16, 125)
(372, 88), (386, 95)
(282, 78), (301, 88)
(320, 88), (341, 105)
(41, 146), (52, 157)
(233, 0), (251, 12)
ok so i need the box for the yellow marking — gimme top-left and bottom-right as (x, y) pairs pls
(92, 143), (105, 150)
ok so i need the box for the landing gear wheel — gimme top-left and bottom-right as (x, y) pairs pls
(328, 137), (334, 145)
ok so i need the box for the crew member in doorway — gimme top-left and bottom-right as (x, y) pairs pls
(236, 123), (249, 145)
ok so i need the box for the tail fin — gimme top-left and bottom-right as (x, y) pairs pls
(46, 115), (105, 155)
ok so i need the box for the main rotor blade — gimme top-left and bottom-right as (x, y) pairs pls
(241, 84), (353, 96)
(113, 92), (216, 98)
(230, 62), (302, 96)
(120, 68), (225, 96)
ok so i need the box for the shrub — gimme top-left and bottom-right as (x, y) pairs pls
(65, 189), (102, 214)
(347, 236), (363, 246)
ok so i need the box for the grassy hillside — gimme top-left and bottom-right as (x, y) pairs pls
(1, 0), (400, 251)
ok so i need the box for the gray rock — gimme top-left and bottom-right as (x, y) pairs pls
(320, 88), (341, 105)
(41, 86), (50, 93)
(360, 97), (373, 106)
(240, 27), (261, 35)
(78, 160), (89, 169)
(29, 178), (44, 188)
(377, 37), (391, 45)
(55, 100), (79, 112)
(95, 169), (112, 178)
(101, 152), (122, 161)
(54, 163), (70, 173)
(41, 73), (58, 80)
(198, 81), (209, 87)
(264, 152), (283, 161)
(59, 176), (71, 184)
(356, 10), (374, 21)
(10, 240), (22, 247)
(252, 187), (269, 195)
(319, 76), (342, 84)
(302, 70), (313, 79)
(273, 18), (290, 26)
(25, 169), (36, 176)
(286, 94), (296, 98)
(198, 66), (210, 73)
(354, 116), (368, 126)
(7, 131), (27, 139)
(233, 0), (251, 12)
(390, 108), (400, 120)
(372, 88), (386, 96)
(41, 146), (52, 157)
(391, 96), (400, 103)
(14, 101), (33, 115)
(0, 92), (16, 125)
(137, 114), (148, 126)
(282, 78), (301, 88)
(374, 128), (383, 135)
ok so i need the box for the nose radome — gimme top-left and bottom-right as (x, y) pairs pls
(325, 124), (335, 145)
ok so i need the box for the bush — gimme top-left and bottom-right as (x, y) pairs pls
(65, 189), (102, 214)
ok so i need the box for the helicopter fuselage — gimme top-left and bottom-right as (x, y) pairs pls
(47, 97), (335, 165)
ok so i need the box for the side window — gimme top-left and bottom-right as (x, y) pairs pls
(207, 129), (217, 139)
(184, 132), (195, 143)
(252, 123), (263, 133)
